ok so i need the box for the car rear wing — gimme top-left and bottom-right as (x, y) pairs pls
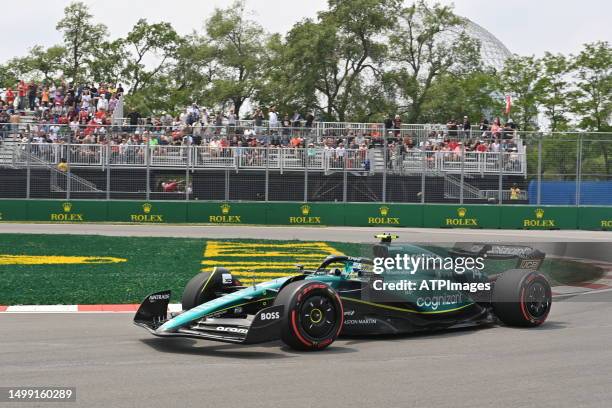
(449, 243), (545, 270)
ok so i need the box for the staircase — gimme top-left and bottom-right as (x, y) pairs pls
(368, 148), (386, 173)
(0, 112), (36, 167)
(443, 174), (484, 199)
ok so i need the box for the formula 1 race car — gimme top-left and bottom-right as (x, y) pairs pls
(134, 235), (552, 351)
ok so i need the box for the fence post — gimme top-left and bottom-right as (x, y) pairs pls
(304, 139), (308, 202)
(145, 144), (150, 201)
(576, 135), (582, 206)
(186, 145), (191, 201)
(537, 136), (542, 205)
(224, 169), (230, 201)
(343, 153), (348, 203)
(66, 140), (71, 200)
(460, 144), (465, 204)
(498, 148), (503, 204)
(106, 144), (110, 200)
(382, 133), (387, 203)
(421, 151), (426, 204)
(26, 139), (31, 199)
(265, 145), (269, 202)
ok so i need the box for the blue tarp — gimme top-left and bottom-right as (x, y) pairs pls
(528, 180), (612, 205)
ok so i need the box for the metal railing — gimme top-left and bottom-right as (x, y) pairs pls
(2, 126), (610, 206)
(10, 143), (525, 175)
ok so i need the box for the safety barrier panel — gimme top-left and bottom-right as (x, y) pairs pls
(0, 200), (610, 231)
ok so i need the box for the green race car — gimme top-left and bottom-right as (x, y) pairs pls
(134, 235), (552, 351)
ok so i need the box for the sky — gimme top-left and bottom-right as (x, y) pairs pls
(1, 0), (610, 63)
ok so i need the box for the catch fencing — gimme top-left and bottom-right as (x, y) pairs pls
(0, 122), (610, 206)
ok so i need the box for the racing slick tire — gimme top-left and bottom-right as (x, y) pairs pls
(492, 269), (552, 327)
(274, 281), (344, 351)
(181, 267), (231, 311)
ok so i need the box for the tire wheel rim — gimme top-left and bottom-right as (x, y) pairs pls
(299, 295), (336, 339)
(525, 280), (550, 319)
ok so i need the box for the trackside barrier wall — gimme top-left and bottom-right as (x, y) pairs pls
(0, 200), (610, 231)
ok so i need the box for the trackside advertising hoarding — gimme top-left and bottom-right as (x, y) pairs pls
(0, 200), (610, 231)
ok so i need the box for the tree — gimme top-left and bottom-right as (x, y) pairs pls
(0, 64), (19, 88)
(88, 40), (127, 84)
(536, 53), (571, 132)
(279, 0), (400, 121)
(384, 0), (481, 123)
(56, 1), (108, 83)
(499, 56), (541, 130)
(419, 70), (502, 123)
(122, 19), (181, 94)
(24, 45), (66, 82)
(570, 41), (611, 132)
(569, 41), (612, 176)
(201, 0), (268, 115)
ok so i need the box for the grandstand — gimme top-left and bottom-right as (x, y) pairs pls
(1, 115), (531, 203)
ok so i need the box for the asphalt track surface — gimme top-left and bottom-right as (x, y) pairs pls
(1, 222), (612, 242)
(1, 293), (610, 408)
(1, 224), (611, 408)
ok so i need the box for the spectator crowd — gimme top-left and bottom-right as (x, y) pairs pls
(1, 80), (523, 166)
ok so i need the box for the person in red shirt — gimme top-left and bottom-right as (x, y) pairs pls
(5, 88), (15, 107)
(17, 80), (26, 110)
(162, 180), (178, 192)
(95, 108), (106, 121)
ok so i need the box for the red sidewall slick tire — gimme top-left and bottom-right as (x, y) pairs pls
(274, 281), (344, 351)
(492, 269), (552, 327)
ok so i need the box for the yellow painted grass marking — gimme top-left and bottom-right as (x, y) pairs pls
(203, 253), (328, 258)
(204, 241), (341, 258)
(201, 241), (343, 283)
(0, 255), (127, 265)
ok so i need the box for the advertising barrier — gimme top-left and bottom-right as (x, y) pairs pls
(0, 200), (610, 231)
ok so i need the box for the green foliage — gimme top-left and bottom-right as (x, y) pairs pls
(55, 1), (108, 83)
(122, 19), (181, 94)
(200, 0), (268, 115)
(384, 1), (481, 123)
(569, 41), (611, 132)
(536, 53), (571, 131)
(499, 55), (541, 130)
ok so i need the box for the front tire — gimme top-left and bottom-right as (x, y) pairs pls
(492, 269), (552, 327)
(181, 267), (229, 311)
(274, 281), (344, 351)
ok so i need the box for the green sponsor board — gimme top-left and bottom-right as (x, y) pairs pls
(27, 200), (108, 222)
(1, 199), (609, 230)
(499, 206), (578, 229)
(577, 207), (612, 231)
(107, 201), (187, 223)
(423, 205), (501, 228)
(342, 204), (423, 227)
(0, 200), (28, 221)
(266, 202), (345, 226)
(187, 202), (266, 224)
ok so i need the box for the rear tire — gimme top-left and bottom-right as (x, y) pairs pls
(274, 281), (343, 351)
(181, 267), (229, 311)
(492, 269), (552, 327)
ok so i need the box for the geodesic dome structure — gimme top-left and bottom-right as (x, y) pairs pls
(461, 18), (512, 71)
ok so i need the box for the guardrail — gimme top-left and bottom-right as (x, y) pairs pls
(10, 143), (526, 174)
